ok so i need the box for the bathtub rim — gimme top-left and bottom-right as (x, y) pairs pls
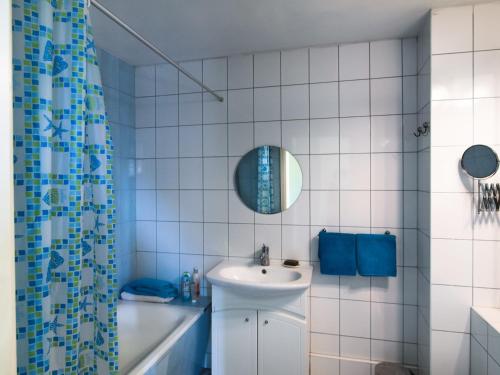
(119, 301), (206, 375)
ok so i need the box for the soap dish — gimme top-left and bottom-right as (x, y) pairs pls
(283, 259), (300, 268)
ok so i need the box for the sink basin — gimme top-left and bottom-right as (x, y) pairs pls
(206, 260), (312, 296)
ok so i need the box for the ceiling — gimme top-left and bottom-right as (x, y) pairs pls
(90, 0), (485, 66)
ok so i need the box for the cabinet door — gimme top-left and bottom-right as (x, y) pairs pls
(212, 309), (257, 375)
(258, 311), (306, 375)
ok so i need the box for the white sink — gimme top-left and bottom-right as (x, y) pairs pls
(206, 260), (312, 296)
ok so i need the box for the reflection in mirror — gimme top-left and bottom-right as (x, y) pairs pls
(461, 144), (499, 179)
(235, 146), (303, 214)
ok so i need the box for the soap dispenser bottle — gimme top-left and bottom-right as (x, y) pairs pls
(191, 267), (200, 303)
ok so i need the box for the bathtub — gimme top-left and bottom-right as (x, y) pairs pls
(118, 300), (210, 375)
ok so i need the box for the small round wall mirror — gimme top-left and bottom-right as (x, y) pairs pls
(234, 146), (302, 214)
(461, 144), (499, 179)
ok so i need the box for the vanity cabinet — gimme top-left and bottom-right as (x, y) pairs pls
(211, 286), (309, 375)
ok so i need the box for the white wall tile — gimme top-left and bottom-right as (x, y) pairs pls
(431, 99), (473, 147)
(157, 252), (179, 284)
(155, 127), (178, 158)
(203, 124), (227, 157)
(228, 54), (253, 89)
(203, 157), (228, 190)
(135, 97), (155, 128)
(340, 336), (370, 360)
(370, 40), (402, 78)
(156, 64), (177, 96)
(474, 50), (500, 98)
(136, 221), (156, 252)
(311, 264), (340, 298)
(179, 93), (202, 125)
(310, 154), (339, 190)
(156, 158), (178, 189)
(203, 91), (227, 124)
(203, 58), (227, 91)
(371, 115), (402, 153)
(340, 300), (370, 337)
(136, 190), (156, 220)
(339, 117), (370, 153)
(311, 191), (339, 226)
(311, 297), (339, 334)
(310, 82), (339, 119)
(136, 251), (156, 278)
(228, 190), (254, 223)
(370, 77), (403, 115)
(432, 53), (473, 100)
(156, 190), (179, 221)
(311, 333), (340, 356)
(254, 51), (280, 87)
(473, 240), (500, 289)
(228, 122), (253, 156)
(474, 2), (500, 51)
(282, 120), (309, 154)
(204, 190), (228, 223)
(431, 284), (472, 332)
(180, 222), (203, 254)
(371, 340), (403, 363)
(254, 86), (280, 121)
(431, 5), (473, 54)
(371, 153), (403, 190)
(340, 154), (370, 190)
(372, 268), (404, 304)
(339, 275), (370, 301)
(403, 76), (417, 114)
(281, 48), (309, 85)
(402, 114), (418, 152)
(371, 191), (403, 228)
(136, 158), (156, 190)
(228, 89), (253, 123)
(310, 356), (339, 375)
(431, 331), (470, 375)
(282, 191), (310, 225)
(402, 38), (418, 76)
(179, 125), (202, 157)
(156, 222), (179, 253)
(179, 158), (202, 189)
(136, 128), (156, 158)
(179, 190), (203, 222)
(156, 95), (178, 127)
(339, 80), (370, 117)
(310, 45), (338, 83)
(179, 61), (202, 93)
(339, 191), (370, 227)
(431, 146), (472, 192)
(255, 224), (281, 259)
(281, 84), (309, 120)
(371, 302), (403, 341)
(203, 223), (228, 256)
(228, 223), (254, 258)
(282, 225), (310, 261)
(339, 43), (369, 80)
(135, 65), (155, 97)
(431, 193), (473, 239)
(310, 118), (339, 154)
(254, 121), (281, 147)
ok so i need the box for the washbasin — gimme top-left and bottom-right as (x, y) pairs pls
(206, 260), (312, 296)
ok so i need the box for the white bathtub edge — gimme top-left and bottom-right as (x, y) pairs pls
(125, 307), (205, 375)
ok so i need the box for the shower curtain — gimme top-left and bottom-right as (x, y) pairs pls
(12, 0), (118, 373)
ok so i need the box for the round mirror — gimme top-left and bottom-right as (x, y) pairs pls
(461, 144), (499, 179)
(234, 146), (302, 214)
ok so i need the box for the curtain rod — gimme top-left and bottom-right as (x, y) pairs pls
(89, 0), (224, 102)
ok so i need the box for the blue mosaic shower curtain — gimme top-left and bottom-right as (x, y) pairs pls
(12, 0), (118, 373)
(256, 146), (277, 214)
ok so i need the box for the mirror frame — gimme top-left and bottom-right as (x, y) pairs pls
(233, 145), (303, 215)
(461, 144), (499, 179)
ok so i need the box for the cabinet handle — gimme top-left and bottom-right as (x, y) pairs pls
(264, 320), (269, 325)
(244, 318), (249, 322)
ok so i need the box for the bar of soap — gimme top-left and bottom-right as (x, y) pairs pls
(283, 259), (299, 267)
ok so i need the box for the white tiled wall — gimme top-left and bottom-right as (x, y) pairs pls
(134, 38), (419, 373)
(429, 2), (500, 375)
(97, 47), (137, 288)
(471, 308), (500, 374)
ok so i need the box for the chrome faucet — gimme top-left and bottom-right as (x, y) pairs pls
(259, 244), (270, 266)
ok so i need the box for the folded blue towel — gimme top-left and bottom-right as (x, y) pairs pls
(120, 278), (178, 299)
(356, 234), (397, 277)
(318, 231), (356, 275)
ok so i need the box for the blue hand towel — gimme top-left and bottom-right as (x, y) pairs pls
(356, 234), (397, 277)
(318, 231), (356, 275)
(120, 278), (178, 299)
